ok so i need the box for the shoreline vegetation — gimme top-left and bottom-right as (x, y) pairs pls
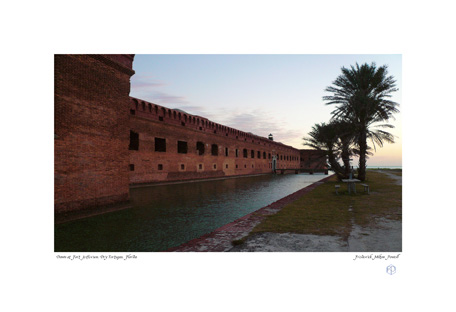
(231, 169), (401, 248)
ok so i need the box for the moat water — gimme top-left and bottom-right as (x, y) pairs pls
(54, 173), (329, 252)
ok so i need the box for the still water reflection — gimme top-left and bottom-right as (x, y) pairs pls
(55, 173), (328, 252)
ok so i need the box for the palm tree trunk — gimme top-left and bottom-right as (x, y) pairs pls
(341, 141), (351, 179)
(357, 131), (367, 181)
(327, 149), (345, 180)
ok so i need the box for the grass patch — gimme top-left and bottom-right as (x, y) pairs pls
(249, 170), (401, 240)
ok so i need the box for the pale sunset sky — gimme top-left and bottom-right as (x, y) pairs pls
(130, 54), (402, 167)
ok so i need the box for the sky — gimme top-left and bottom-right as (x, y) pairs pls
(130, 54), (402, 167)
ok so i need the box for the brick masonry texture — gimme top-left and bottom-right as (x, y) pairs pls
(54, 54), (135, 213)
(55, 54), (326, 213)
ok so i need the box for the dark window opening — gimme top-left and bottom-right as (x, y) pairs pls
(198, 164), (203, 170)
(158, 164), (163, 170)
(180, 164), (185, 170)
(129, 164), (134, 171)
(226, 133), (228, 136)
(197, 142), (205, 155)
(199, 127), (203, 131)
(129, 131), (139, 151)
(243, 149), (248, 158)
(213, 164), (217, 169)
(269, 153), (271, 159)
(226, 164), (228, 169)
(130, 109), (135, 115)
(263, 152), (266, 159)
(159, 116), (164, 121)
(244, 164), (247, 168)
(178, 141), (188, 154)
(155, 138), (166, 152)
(252, 164), (254, 168)
(181, 122), (185, 126)
(211, 144), (218, 156)
(236, 149), (239, 157)
(236, 164), (238, 169)
(251, 150), (254, 158)
(214, 130), (217, 134)
(257, 151), (261, 158)
(225, 147), (229, 157)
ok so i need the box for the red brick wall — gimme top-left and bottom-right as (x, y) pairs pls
(54, 54), (135, 213)
(128, 97), (301, 184)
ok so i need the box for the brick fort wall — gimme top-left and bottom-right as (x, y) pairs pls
(128, 97), (302, 184)
(54, 54), (135, 213)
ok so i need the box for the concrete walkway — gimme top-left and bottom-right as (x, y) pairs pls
(377, 170), (402, 185)
(229, 217), (401, 252)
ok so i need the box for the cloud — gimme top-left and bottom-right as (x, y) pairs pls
(130, 75), (197, 109)
(211, 109), (304, 148)
(151, 91), (188, 104)
(132, 81), (167, 89)
(131, 75), (167, 90)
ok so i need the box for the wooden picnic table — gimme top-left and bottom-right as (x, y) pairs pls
(341, 179), (361, 194)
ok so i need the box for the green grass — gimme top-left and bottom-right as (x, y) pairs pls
(248, 170), (402, 241)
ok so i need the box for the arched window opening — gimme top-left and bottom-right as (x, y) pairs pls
(211, 144), (218, 156)
(196, 142), (205, 155)
(154, 138), (166, 152)
(178, 141), (188, 154)
(129, 131), (139, 150)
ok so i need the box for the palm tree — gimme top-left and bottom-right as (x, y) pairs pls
(303, 121), (355, 180)
(323, 63), (399, 181)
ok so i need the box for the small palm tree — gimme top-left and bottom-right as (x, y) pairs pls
(324, 63), (399, 181)
(303, 121), (355, 180)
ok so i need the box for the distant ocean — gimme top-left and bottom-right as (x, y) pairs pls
(366, 166), (402, 169)
(338, 166), (402, 170)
